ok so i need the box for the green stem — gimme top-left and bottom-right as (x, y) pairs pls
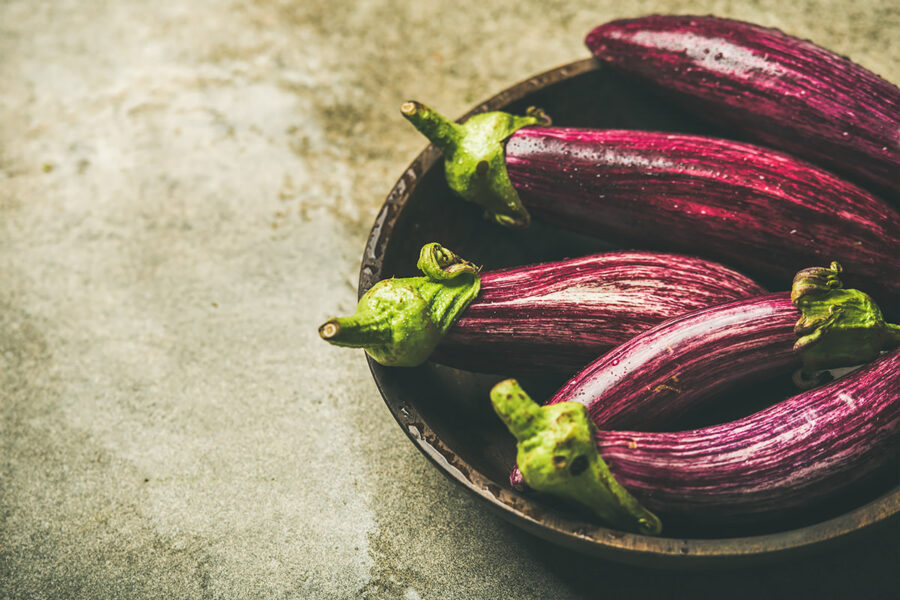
(400, 101), (462, 156)
(791, 261), (900, 376)
(401, 101), (549, 228)
(490, 379), (543, 441)
(490, 379), (662, 536)
(318, 243), (480, 367)
(416, 242), (480, 281)
(790, 261), (843, 303)
(318, 316), (391, 348)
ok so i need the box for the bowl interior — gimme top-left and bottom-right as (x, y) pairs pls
(360, 59), (900, 565)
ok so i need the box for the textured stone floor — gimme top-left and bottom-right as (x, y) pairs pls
(1, 1), (898, 598)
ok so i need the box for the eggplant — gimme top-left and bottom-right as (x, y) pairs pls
(508, 262), (900, 489)
(493, 348), (900, 534)
(401, 103), (900, 309)
(320, 243), (765, 374)
(585, 15), (900, 198)
(594, 348), (900, 517)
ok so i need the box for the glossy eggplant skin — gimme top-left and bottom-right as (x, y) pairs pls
(585, 15), (900, 199)
(433, 251), (765, 374)
(598, 348), (900, 517)
(510, 293), (798, 488)
(504, 127), (900, 312)
(548, 293), (797, 427)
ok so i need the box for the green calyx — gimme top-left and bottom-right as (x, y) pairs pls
(490, 379), (662, 536)
(400, 101), (551, 228)
(791, 261), (900, 385)
(318, 243), (481, 367)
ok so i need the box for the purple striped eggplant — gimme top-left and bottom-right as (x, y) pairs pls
(585, 15), (900, 198)
(319, 242), (765, 374)
(436, 249), (766, 374)
(509, 262), (900, 490)
(401, 103), (900, 310)
(595, 348), (899, 518)
(493, 348), (900, 533)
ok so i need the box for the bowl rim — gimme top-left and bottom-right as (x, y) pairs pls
(358, 57), (900, 566)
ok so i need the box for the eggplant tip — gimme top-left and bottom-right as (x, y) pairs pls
(318, 320), (340, 339)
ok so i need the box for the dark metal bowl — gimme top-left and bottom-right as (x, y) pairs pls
(359, 58), (900, 567)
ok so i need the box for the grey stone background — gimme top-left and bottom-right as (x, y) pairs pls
(1, 1), (898, 598)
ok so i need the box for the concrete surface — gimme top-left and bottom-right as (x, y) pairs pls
(1, 1), (898, 598)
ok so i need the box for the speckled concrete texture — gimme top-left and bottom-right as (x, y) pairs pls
(1, 1), (898, 598)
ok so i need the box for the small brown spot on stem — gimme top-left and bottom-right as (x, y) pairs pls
(570, 455), (588, 475)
